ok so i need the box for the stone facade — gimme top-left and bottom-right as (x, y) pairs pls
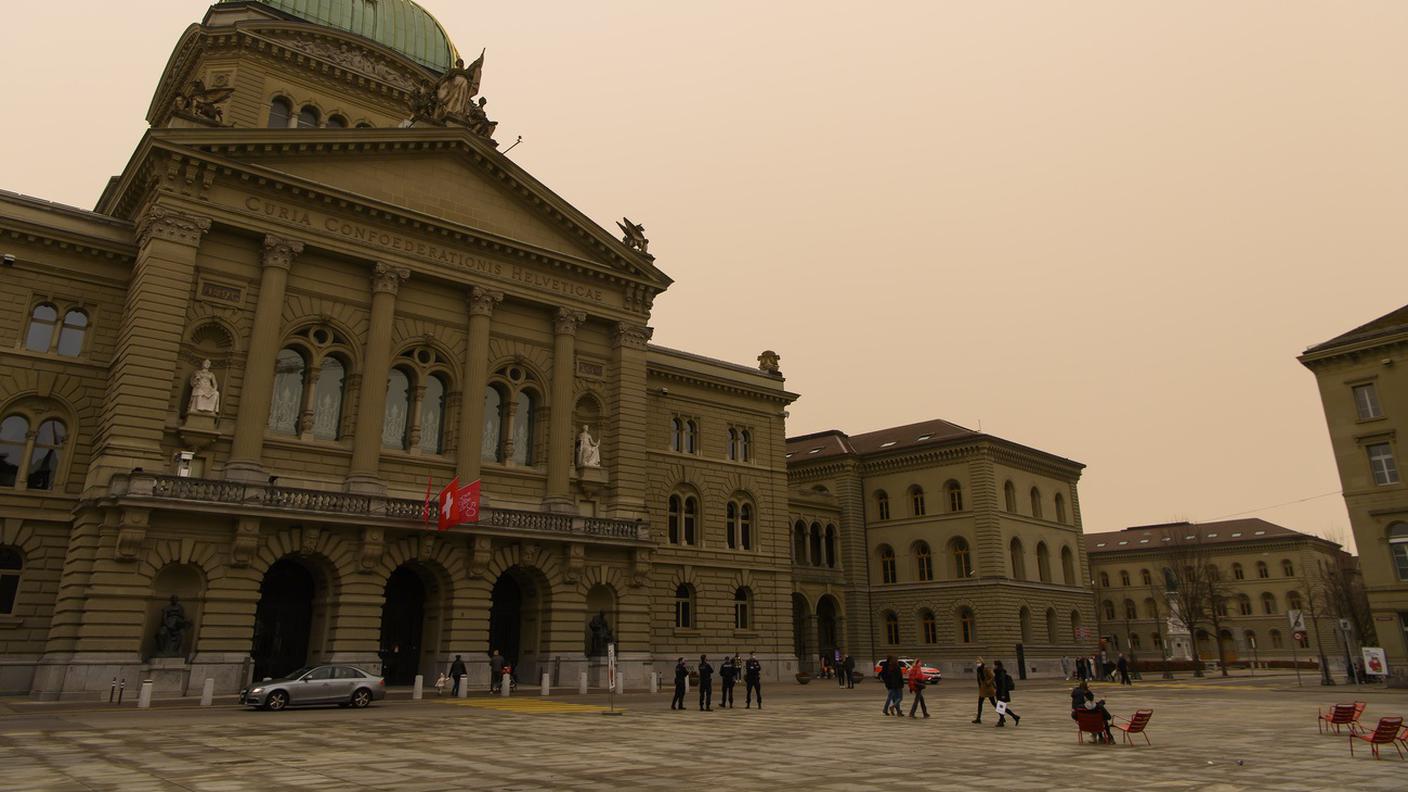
(1300, 305), (1408, 683)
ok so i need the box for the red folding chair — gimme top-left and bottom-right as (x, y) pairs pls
(1074, 709), (1108, 744)
(1349, 701), (1368, 732)
(1349, 716), (1404, 760)
(1318, 703), (1360, 735)
(1113, 709), (1153, 746)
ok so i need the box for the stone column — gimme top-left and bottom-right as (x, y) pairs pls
(607, 323), (652, 518)
(543, 308), (584, 512)
(345, 263), (408, 494)
(456, 287), (502, 483)
(226, 235), (303, 482)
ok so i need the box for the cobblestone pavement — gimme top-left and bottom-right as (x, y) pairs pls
(2, 673), (1405, 791)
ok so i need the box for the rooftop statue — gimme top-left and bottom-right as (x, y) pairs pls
(433, 51), (484, 121)
(174, 79), (234, 125)
(617, 218), (649, 254)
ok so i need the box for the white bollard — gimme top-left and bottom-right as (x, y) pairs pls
(200, 678), (214, 706)
(458, 676), (468, 698)
(616, 673), (624, 694)
(541, 672), (550, 696)
(650, 672), (659, 694)
(501, 671), (512, 697)
(137, 680), (154, 709)
(413, 674), (423, 700)
(579, 671), (588, 695)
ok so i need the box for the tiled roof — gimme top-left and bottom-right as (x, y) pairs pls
(785, 418), (1081, 469)
(1304, 303), (1408, 355)
(1085, 518), (1332, 553)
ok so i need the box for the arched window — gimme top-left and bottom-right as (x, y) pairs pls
(824, 524), (837, 568)
(792, 520), (807, 563)
(326, 114), (348, 129)
(668, 495), (682, 545)
(1061, 546), (1076, 585)
(958, 607), (975, 643)
(915, 541), (934, 582)
(727, 502), (738, 549)
(483, 386), (505, 462)
(1003, 480), (1017, 512)
(1054, 492), (1067, 523)
(55, 310), (87, 356)
(1119, 570), (1130, 587)
(1103, 599), (1115, 620)
(1232, 563), (1244, 580)
(24, 304), (58, 353)
(1046, 608), (1059, 643)
(1238, 594), (1252, 616)
(1019, 606), (1032, 643)
(510, 390), (537, 465)
(1256, 561), (1269, 579)
(740, 430), (751, 462)
(1070, 609), (1083, 637)
(809, 523), (822, 566)
(1141, 568), (1152, 586)
(951, 537), (974, 578)
(297, 105), (321, 128)
(875, 490), (890, 521)
(382, 368), (412, 449)
(674, 584), (694, 628)
(268, 348), (306, 435)
(734, 587), (752, 630)
(727, 499), (755, 550)
(1030, 487), (1043, 519)
(355, 122), (373, 129)
(0, 547), (20, 614)
(417, 375), (447, 453)
(946, 480), (964, 512)
(0, 416), (27, 488)
(1281, 559), (1294, 577)
(26, 419), (65, 490)
(670, 418), (683, 452)
(1009, 538), (1026, 580)
(879, 545), (897, 584)
(910, 485), (926, 516)
(1123, 599), (1137, 620)
(684, 419), (698, 454)
(1243, 629), (1257, 651)
(268, 97), (293, 128)
(1099, 571), (1110, 587)
(682, 495), (698, 545)
(1261, 592), (1277, 615)
(1144, 597), (1159, 619)
(1269, 629), (1284, 649)
(884, 611), (900, 645)
(308, 356), (346, 440)
(921, 610), (937, 644)
(1129, 633), (1141, 649)
(1287, 590), (1303, 611)
(727, 428), (738, 461)
(1390, 523), (1408, 581)
(1037, 542), (1052, 583)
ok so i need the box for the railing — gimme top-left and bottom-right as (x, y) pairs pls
(112, 474), (649, 542)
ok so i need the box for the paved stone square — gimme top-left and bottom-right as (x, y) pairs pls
(2, 674), (1405, 791)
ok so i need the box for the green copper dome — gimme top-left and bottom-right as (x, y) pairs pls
(220, 0), (458, 72)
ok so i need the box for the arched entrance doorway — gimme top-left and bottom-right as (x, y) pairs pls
(817, 595), (840, 667)
(251, 558), (321, 681)
(489, 565), (549, 682)
(791, 593), (812, 673)
(379, 567), (426, 685)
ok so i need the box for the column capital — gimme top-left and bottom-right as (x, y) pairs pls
(467, 286), (504, 317)
(613, 322), (653, 350)
(555, 307), (587, 336)
(372, 262), (410, 296)
(136, 206), (211, 249)
(261, 234), (305, 271)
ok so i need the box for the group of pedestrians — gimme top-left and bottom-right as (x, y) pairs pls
(441, 649), (512, 696)
(672, 652), (763, 711)
(1062, 652), (1133, 685)
(823, 648), (858, 687)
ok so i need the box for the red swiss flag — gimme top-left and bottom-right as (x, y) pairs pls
(437, 478), (481, 531)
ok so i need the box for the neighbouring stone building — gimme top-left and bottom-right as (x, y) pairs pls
(1301, 304), (1408, 683)
(0, 0), (803, 698)
(1085, 519), (1364, 674)
(785, 420), (1096, 680)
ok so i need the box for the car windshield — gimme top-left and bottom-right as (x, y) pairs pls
(285, 666), (317, 680)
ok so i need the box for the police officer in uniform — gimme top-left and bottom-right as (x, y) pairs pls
(670, 657), (688, 710)
(698, 654), (715, 711)
(744, 651), (763, 709)
(719, 654), (739, 708)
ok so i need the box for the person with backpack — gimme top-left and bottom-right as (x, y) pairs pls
(907, 658), (930, 718)
(992, 660), (1021, 727)
(972, 657), (997, 724)
(879, 655), (905, 716)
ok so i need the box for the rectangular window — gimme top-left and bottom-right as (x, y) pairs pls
(1353, 383), (1383, 420)
(1368, 443), (1401, 486)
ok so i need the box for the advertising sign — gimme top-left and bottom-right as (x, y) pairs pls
(1362, 647), (1388, 677)
(607, 642), (617, 692)
(1287, 609), (1307, 641)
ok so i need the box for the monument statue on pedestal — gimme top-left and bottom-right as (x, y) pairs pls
(587, 610), (614, 657)
(155, 595), (191, 657)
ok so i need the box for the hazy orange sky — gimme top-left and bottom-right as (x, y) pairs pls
(3, 1), (1406, 549)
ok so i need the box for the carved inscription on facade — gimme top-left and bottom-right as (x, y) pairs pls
(197, 278), (243, 306)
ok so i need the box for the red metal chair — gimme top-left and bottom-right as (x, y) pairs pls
(1349, 716), (1404, 760)
(1113, 709), (1153, 746)
(1074, 709), (1108, 744)
(1318, 703), (1360, 735)
(1349, 701), (1368, 732)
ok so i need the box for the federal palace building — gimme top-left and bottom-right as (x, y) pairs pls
(12, 0), (1359, 698)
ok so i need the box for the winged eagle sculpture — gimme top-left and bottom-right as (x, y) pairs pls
(617, 217), (649, 254)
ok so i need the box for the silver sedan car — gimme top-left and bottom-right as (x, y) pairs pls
(241, 665), (386, 711)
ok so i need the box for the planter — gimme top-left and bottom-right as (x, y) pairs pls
(795, 672), (811, 685)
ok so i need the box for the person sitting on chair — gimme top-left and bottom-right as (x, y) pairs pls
(1070, 680), (1114, 743)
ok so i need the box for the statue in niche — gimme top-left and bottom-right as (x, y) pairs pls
(188, 360), (221, 414)
(576, 424), (601, 468)
(617, 218), (649, 254)
(155, 595), (191, 657)
(587, 610), (615, 657)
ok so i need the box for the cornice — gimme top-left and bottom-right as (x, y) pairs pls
(647, 363), (797, 406)
(1299, 335), (1408, 370)
(1087, 534), (1340, 560)
(787, 435), (1084, 481)
(0, 222), (135, 263)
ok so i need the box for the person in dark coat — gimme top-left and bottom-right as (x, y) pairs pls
(992, 660), (1021, 727)
(449, 654), (467, 697)
(1070, 680), (1113, 742)
(972, 657), (997, 723)
(697, 654), (714, 711)
(879, 655), (905, 716)
(1116, 653), (1132, 686)
(744, 652), (763, 708)
(842, 653), (856, 689)
(719, 654), (739, 708)
(489, 650), (505, 693)
(671, 657), (688, 710)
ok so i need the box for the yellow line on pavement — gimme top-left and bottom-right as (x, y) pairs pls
(438, 698), (617, 714)
(1131, 682), (1263, 691)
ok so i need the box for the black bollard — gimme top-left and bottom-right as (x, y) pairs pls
(117, 677), (126, 704)
(108, 677), (117, 703)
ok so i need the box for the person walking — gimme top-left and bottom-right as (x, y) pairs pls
(992, 660), (1020, 727)
(719, 654), (738, 708)
(972, 657), (997, 723)
(449, 654), (467, 697)
(907, 659), (930, 718)
(836, 648), (847, 687)
(834, 647), (843, 683)
(842, 653), (856, 689)
(879, 655), (905, 716)
(1116, 653), (1132, 686)
(744, 652), (763, 709)
(671, 657), (688, 710)
(489, 649), (505, 693)
(698, 654), (715, 711)
(1060, 655), (1071, 681)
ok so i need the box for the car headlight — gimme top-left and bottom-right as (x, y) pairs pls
(250, 688), (264, 695)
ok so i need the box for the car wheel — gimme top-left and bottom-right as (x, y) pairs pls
(350, 688), (372, 709)
(265, 691), (289, 711)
